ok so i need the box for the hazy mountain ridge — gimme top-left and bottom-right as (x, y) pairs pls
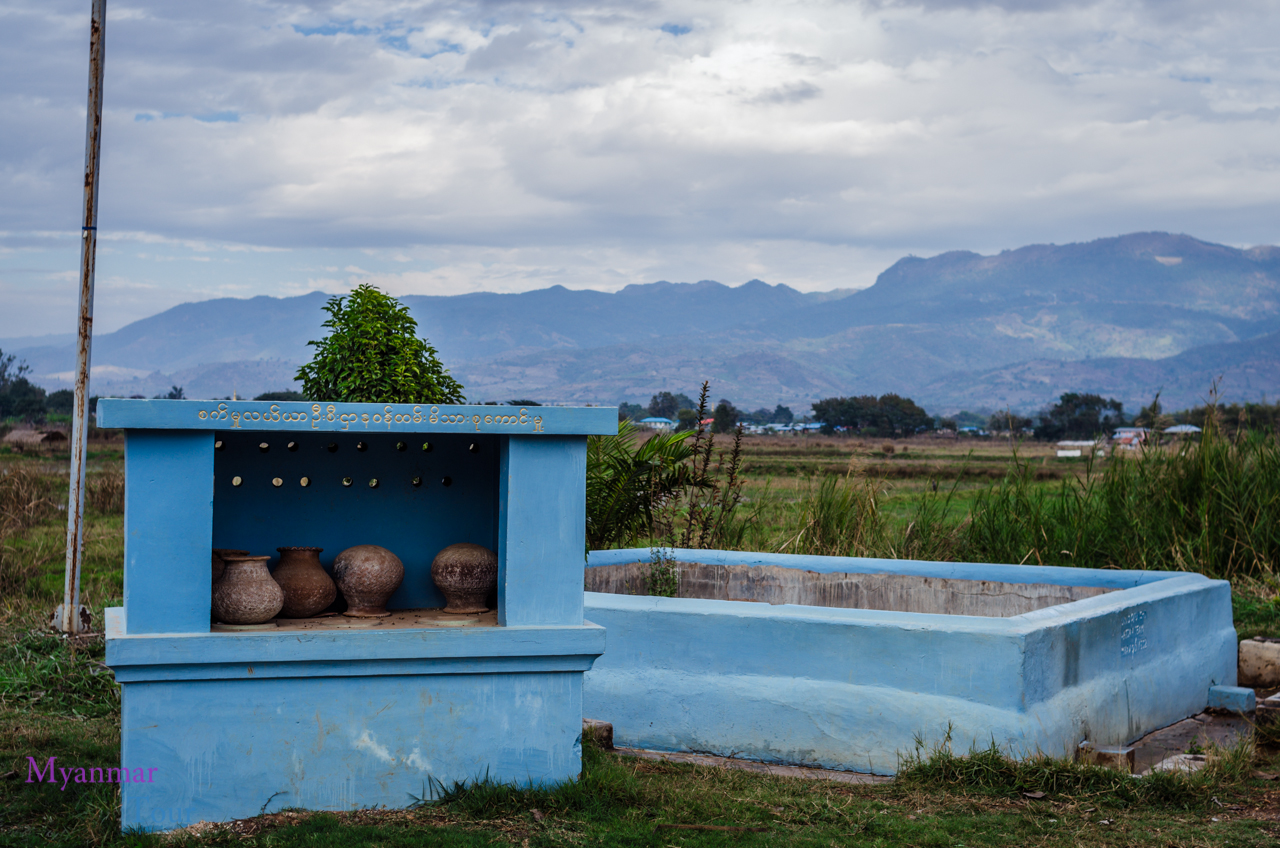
(14, 232), (1280, 412)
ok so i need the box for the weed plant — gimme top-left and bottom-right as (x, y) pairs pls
(662, 383), (747, 551)
(645, 547), (679, 597)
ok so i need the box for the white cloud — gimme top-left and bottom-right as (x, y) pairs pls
(1, 0), (1278, 334)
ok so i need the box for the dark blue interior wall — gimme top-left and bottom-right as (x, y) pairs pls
(212, 430), (499, 611)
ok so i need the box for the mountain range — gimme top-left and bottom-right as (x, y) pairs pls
(7, 232), (1279, 414)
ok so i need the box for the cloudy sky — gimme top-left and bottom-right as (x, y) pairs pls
(2, 0), (1278, 338)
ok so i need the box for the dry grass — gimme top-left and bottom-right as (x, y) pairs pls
(0, 462), (62, 536)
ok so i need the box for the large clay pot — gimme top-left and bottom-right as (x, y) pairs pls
(211, 548), (249, 584)
(332, 545), (403, 618)
(212, 555), (283, 625)
(273, 547), (336, 618)
(432, 543), (498, 614)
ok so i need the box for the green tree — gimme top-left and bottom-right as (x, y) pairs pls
(295, 284), (464, 404)
(647, 392), (695, 420)
(0, 378), (46, 419)
(46, 389), (75, 415)
(812, 394), (931, 436)
(0, 348), (45, 419)
(1033, 393), (1125, 441)
(712, 399), (739, 434)
(988, 410), (1033, 434)
(675, 408), (699, 432)
(1134, 392), (1174, 432)
(618, 402), (646, 422)
(255, 390), (306, 402)
(772, 404), (794, 425)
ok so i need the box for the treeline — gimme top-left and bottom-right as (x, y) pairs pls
(811, 394), (932, 437)
(0, 350), (70, 419)
(620, 391), (794, 433)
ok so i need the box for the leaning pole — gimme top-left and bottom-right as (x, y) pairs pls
(60, 0), (107, 635)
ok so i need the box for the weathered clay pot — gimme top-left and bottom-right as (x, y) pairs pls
(272, 547), (336, 618)
(212, 555), (283, 625)
(211, 548), (249, 584)
(332, 545), (403, 618)
(432, 543), (498, 614)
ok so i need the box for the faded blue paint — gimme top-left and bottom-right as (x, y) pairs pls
(124, 430), (214, 634)
(108, 610), (602, 827)
(97, 398), (617, 436)
(1208, 685), (1256, 713)
(101, 399), (611, 831)
(583, 549), (1237, 775)
(499, 437), (587, 626)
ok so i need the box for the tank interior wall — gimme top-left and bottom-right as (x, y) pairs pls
(585, 561), (1111, 617)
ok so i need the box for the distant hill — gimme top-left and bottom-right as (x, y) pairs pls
(14, 232), (1280, 413)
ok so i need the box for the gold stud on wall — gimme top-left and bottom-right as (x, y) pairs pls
(300, 477), (311, 487)
(231, 476), (243, 487)
(356, 441), (368, 452)
(421, 442), (433, 453)
(214, 440), (224, 451)
(287, 441), (299, 452)
(411, 476), (423, 488)
(368, 478), (379, 489)
(259, 442), (270, 453)
(272, 477), (283, 488)
(342, 477), (353, 487)
(396, 441), (407, 451)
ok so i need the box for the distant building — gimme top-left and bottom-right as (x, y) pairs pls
(1112, 427), (1149, 449)
(638, 416), (675, 430)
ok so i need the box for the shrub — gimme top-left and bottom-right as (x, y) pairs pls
(295, 284), (464, 404)
(586, 421), (697, 550)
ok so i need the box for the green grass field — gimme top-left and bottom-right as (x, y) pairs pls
(4, 435), (1280, 846)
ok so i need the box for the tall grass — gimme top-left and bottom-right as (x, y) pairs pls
(777, 473), (883, 557)
(897, 730), (1255, 809)
(963, 423), (1280, 578)
(719, 417), (1279, 580)
(0, 462), (62, 536)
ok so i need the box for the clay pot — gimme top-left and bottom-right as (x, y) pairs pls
(212, 555), (283, 625)
(272, 547), (336, 618)
(432, 543), (499, 614)
(211, 548), (249, 584)
(332, 545), (403, 618)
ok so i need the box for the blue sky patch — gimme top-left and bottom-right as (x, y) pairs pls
(661, 23), (691, 36)
(194, 112), (240, 123)
(293, 21), (373, 37)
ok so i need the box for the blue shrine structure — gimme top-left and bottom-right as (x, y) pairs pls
(100, 399), (615, 831)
